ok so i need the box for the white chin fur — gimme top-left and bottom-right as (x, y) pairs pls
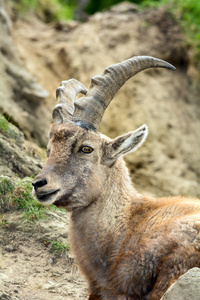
(32, 188), (57, 206)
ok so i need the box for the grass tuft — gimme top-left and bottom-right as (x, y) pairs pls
(0, 177), (46, 222)
(14, 183), (45, 222)
(0, 115), (16, 138)
(42, 237), (70, 256)
(12, 178), (46, 222)
(49, 238), (70, 256)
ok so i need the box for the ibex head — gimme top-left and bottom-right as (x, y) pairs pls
(32, 56), (175, 209)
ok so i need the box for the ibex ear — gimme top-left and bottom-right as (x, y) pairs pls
(103, 125), (148, 166)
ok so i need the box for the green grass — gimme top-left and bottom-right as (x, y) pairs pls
(48, 238), (70, 256)
(0, 177), (46, 222)
(0, 115), (10, 134)
(0, 115), (16, 138)
(0, 176), (14, 195)
(13, 178), (46, 222)
(11, 0), (75, 22)
(141, 0), (200, 63)
(41, 237), (70, 257)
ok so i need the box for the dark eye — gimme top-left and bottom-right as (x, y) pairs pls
(80, 146), (93, 154)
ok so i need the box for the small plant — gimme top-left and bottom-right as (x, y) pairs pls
(50, 204), (66, 213)
(0, 176), (15, 211)
(49, 238), (70, 256)
(12, 178), (46, 222)
(0, 176), (14, 195)
(0, 115), (15, 138)
(0, 177), (46, 222)
(0, 114), (10, 133)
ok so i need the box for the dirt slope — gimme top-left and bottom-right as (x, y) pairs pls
(0, 211), (88, 300)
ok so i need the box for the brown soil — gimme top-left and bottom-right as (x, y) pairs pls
(0, 211), (88, 300)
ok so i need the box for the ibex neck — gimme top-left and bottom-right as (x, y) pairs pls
(69, 158), (142, 279)
(101, 158), (140, 207)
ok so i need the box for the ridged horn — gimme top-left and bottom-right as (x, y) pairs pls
(72, 56), (176, 131)
(53, 79), (88, 124)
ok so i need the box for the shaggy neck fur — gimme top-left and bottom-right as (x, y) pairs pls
(69, 158), (144, 291)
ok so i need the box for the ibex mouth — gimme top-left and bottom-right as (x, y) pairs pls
(36, 189), (60, 202)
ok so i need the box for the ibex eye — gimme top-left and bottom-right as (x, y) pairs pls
(81, 146), (93, 154)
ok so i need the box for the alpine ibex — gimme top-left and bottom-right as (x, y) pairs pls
(32, 56), (200, 300)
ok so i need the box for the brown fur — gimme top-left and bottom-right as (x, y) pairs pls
(33, 122), (200, 300)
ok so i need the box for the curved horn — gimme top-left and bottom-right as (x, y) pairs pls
(53, 79), (88, 124)
(72, 56), (176, 131)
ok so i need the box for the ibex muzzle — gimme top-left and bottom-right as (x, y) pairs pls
(32, 56), (200, 300)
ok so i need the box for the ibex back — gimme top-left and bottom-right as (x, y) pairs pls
(32, 56), (200, 300)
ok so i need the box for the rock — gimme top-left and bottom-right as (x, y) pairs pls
(0, 115), (44, 179)
(0, 2), (49, 146)
(161, 268), (200, 300)
(22, 83), (49, 102)
(0, 273), (9, 282)
(0, 292), (12, 300)
(42, 280), (57, 290)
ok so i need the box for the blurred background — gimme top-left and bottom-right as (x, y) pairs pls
(0, 0), (200, 197)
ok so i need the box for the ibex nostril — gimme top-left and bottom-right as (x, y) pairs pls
(32, 178), (48, 190)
